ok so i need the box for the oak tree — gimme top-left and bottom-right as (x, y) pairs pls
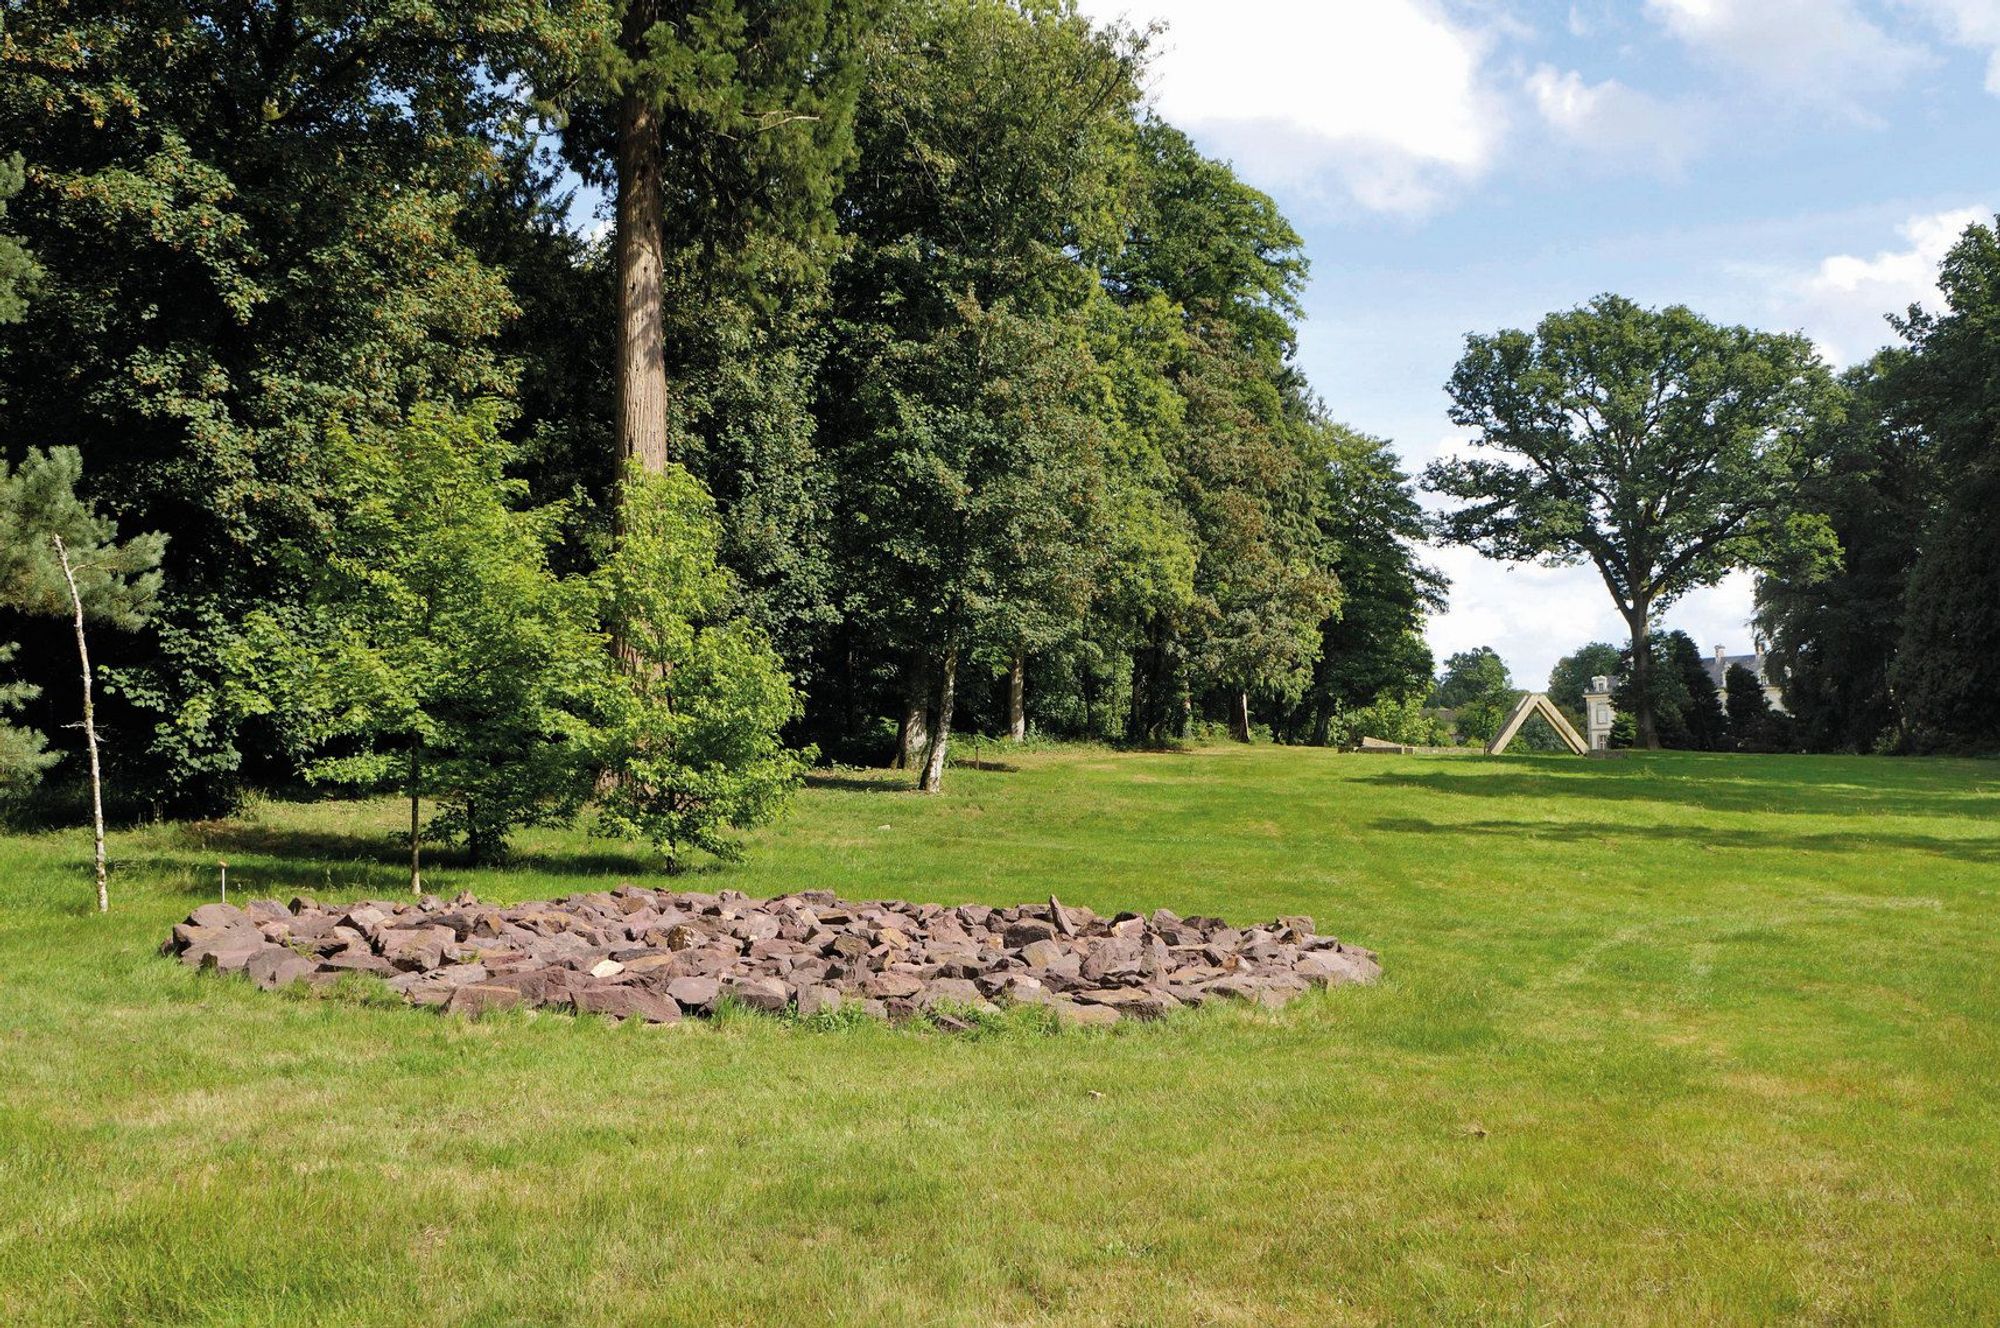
(1427, 296), (1833, 747)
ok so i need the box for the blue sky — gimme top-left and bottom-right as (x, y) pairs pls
(1079, 0), (2000, 689)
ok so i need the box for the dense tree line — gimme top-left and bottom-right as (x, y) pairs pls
(1430, 235), (2000, 757)
(0, 0), (1441, 852)
(1756, 218), (2000, 754)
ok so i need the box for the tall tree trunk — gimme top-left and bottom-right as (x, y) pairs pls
(408, 745), (422, 897)
(615, 0), (668, 482)
(918, 650), (958, 793)
(1230, 689), (1251, 743)
(1007, 650), (1026, 742)
(895, 659), (929, 770)
(53, 536), (108, 913)
(1627, 603), (1661, 750)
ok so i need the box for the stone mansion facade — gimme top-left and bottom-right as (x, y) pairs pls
(1582, 646), (1786, 751)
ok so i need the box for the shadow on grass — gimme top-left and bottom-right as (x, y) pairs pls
(805, 772), (913, 795)
(804, 761), (1019, 793)
(1360, 755), (1998, 822)
(157, 822), (668, 895)
(1368, 816), (2000, 865)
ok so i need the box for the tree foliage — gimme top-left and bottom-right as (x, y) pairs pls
(1611, 630), (1725, 752)
(0, 446), (166, 796)
(1547, 642), (1622, 723)
(236, 405), (607, 873)
(1889, 219), (2000, 752)
(1755, 356), (1935, 752)
(0, 0), (608, 808)
(594, 465), (810, 866)
(0, 0), (1480, 832)
(1427, 295), (1835, 747)
(0, 151), (36, 327)
(1723, 663), (1783, 752)
(0, 447), (165, 902)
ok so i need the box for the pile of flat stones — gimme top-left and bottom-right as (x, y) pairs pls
(164, 886), (1381, 1028)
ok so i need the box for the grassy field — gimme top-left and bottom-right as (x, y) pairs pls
(2, 744), (1996, 1325)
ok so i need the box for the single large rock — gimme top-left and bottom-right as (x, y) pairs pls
(446, 984), (523, 1017)
(723, 975), (791, 1014)
(862, 971), (923, 1000)
(189, 902), (250, 931)
(1072, 987), (1178, 1021)
(319, 951), (396, 977)
(571, 985), (681, 1024)
(245, 946), (314, 991)
(664, 975), (722, 1013)
(1051, 999), (1122, 1028)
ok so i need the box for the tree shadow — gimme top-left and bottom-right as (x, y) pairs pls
(1366, 816), (2000, 866)
(1359, 756), (1998, 822)
(804, 772), (914, 795)
(163, 821), (665, 892)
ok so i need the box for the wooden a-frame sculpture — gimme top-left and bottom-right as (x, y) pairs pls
(1485, 692), (1589, 756)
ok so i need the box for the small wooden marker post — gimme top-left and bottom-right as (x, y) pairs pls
(219, 860), (228, 903)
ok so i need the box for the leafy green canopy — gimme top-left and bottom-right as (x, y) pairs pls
(1890, 217), (2000, 752)
(1273, 425), (1439, 745)
(843, 295), (1104, 673)
(1427, 294), (1836, 746)
(234, 404), (608, 863)
(1755, 355), (1935, 752)
(1723, 663), (1782, 752)
(594, 464), (809, 867)
(1433, 647), (1512, 711)
(570, 0), (866, 269)
(1092, 121), (1338, 743)
(0, 0), (608, 807)
(1611, 630), (1727, 752)
(1546, 642), (1622, 721)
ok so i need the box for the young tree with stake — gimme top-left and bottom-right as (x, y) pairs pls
(0, 449), (165, 911)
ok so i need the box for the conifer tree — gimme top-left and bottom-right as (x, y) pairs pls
(0, 449), (166, 909)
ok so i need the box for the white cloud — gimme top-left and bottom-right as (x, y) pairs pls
(1525, 64), (1702, 172)
(1079, 0), (1506, 213)
(1643, 0), (1929, 112)
(1778, 206), (1988, 363)
(1900, 0), (2000, 92)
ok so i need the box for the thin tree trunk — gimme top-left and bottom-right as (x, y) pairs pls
(918, 650), (958, 794)
(1311, 695), (1334, 747)
(615, 0), (668, 482)
(1230, 689), (1251, 742)
(408, 745), (422, 897)
(895, 662), (930, 770)
(1007, 651), (1026, 742)
(1627, 603), (1660, 750)
(53, 535), (108, 913)
(1127, 645), (1148, 744)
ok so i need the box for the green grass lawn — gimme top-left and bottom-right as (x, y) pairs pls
(3, 745), (1997, 1325)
